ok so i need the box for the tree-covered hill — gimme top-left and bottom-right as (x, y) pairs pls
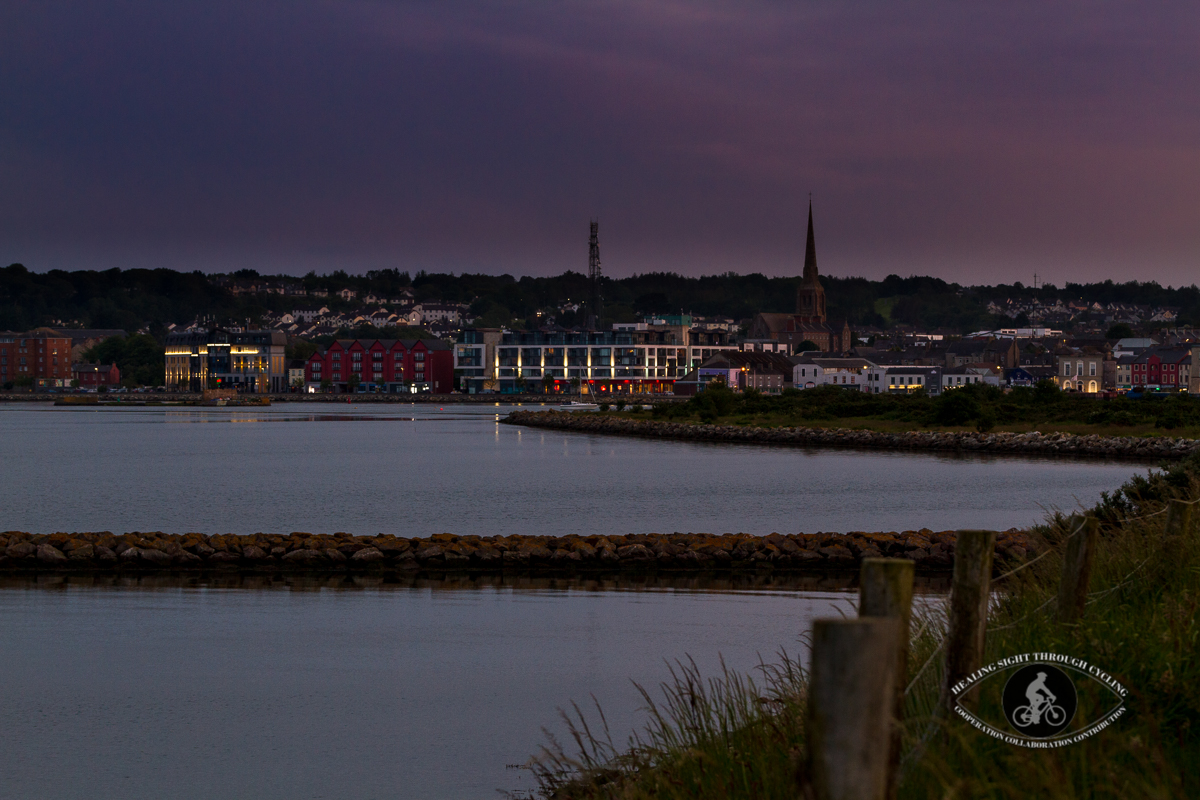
(0, 264), (239, 333)
(4, 262), (1199, 335)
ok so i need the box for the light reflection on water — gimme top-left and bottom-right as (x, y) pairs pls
(0, 402), (1149, 536)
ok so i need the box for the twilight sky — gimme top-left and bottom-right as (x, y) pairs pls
(2, 1), (1199, 284)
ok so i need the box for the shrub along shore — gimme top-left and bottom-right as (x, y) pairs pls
(504, 409), (1200, 459)
(0, 528), (1041, 574)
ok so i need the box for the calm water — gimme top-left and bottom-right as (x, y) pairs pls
(0, 578), (853, 800)
(0, 402), (1152, 799)
(0, 402), (1149, 535)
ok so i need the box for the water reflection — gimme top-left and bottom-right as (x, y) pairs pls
(0, 572), (952, 593)
(2, 401), (1146, 537)
(0, 577), (853, 799)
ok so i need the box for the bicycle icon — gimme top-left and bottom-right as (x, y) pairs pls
(1011, 701), (1067, 728)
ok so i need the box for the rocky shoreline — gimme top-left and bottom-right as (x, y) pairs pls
(503, 409), (1199, 459)
(0, 529), (1039, 574)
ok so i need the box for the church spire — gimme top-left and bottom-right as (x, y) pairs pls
(802, 199), (818, 285)
(795, 199), (826, 322)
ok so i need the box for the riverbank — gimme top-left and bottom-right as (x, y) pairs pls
(0, 528), (1040, 574)
(503, 409), (1200, 459)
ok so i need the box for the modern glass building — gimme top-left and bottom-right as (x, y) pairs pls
(165, 329), (288, 393)
(454, 327), (737, 394)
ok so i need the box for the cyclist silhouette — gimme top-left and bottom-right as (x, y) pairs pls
(1018, 671), (1059, 725)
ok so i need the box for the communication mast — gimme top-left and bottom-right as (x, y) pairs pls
(587, 220), (603, 328)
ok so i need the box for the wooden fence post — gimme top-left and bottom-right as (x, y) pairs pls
(859, 558), (914, 800)
(940, 530), (996, 712)
(1164, 499), (1193, 539)
(807, 618), (901, 800)
(1057, 516), (1099, 624)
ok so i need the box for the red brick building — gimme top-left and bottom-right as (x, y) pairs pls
(1132, 346), (1190, 391)
(0, 329), (74, 388)
(73, 363), (122, 388)
(305, 338), (453, 393)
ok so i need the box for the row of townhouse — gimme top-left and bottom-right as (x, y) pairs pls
(266, 302), (470, 334)
(1113, 346), (1198, 393)
(214, 279), (422, 307)
(680, 351), (798, 395)
(984, 297), (1179, 324)
(678, 354), (1004, 397)
(483, 331), (1200, 398)
(303, 338), (454, 394)
(1047, 344), (1200, 394)
(794, 359), (1001, 395)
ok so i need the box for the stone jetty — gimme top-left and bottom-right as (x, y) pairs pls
(0, 529), (1040, 574)
(503, 410), (1199, 459)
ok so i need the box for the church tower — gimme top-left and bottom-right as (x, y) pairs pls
(795, 201), (826, 323)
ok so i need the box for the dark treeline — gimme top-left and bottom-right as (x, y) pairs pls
(4, 262), (1200, 336)
(82, 334), (167, 387)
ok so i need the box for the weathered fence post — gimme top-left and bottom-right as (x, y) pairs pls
(1057, 516), (1099, 624)
(1164, 499), (1193, 539)
(859, 558), (914, 800)
(940, 530), (996, 712)
(807, 618), (901, 800)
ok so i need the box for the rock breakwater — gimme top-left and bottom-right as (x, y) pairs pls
(503, 410), (1199, 459)
(0, 529), (1040, 574)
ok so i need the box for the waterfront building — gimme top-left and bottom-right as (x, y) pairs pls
(0, 329), (74, 388)
(1130, 346), (1190, 392)
(1115, 354), (1135, 392)
(286, 359), (306, 390)
(684, 351), (794, 395)
(1190, 347), (1200, 394)
(863, 366), (942, 394)
(72, 363), (121, 389)
(304, 338), (453, 393)
(1005, 366), (1040, 388)
(792, 357), (876, 389)
(165, 328), (288, 393)
(941, 365), (1002, 391)
(454, 327), (738, 394)
(1054, 349), (1107, 393)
